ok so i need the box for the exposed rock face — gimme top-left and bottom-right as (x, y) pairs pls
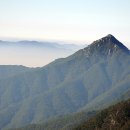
(82, 34), (129, 58)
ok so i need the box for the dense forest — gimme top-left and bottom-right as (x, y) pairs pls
(8, 98), (130, 130)
(74, 99), (130, 130)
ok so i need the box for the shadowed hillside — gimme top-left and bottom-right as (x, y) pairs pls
(8, 95), (130, 130)
(74, 99), (130, 130)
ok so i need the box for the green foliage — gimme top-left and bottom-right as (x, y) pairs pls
(8, 111), (96, 130)
(74, 99), (130, 130)
(9, 99), (130, 130)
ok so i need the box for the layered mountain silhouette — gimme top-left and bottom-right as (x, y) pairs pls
(0, 40), (84, 67)
(0, 34), (130, 130)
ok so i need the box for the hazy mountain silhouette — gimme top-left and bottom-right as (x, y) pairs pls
(0, 34), (130, 130)
(0, 40), (85, 67)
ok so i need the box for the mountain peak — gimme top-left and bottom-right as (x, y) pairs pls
(106, 34), (114, 38)
(82, 34), (129, 57)
(105, 34), (118, 42)
(93, 34), (119, 45)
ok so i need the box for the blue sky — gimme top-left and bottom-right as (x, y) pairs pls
(0, 0), (130, 46)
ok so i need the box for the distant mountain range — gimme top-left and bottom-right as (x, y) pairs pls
(0, 40), (85, 67)
(0, 34), (130, 130)
(0, 40), (85, 50)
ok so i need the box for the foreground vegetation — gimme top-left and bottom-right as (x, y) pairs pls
(74, 99), (130, 130)
(9, 98), (130, 130)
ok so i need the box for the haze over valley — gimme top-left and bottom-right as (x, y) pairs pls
(0, 40), (85, 67)
(0, 0), (130, 130)
(0, 34), (130, 130)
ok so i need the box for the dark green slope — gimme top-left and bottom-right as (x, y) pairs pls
(120, 90), (130, 100)
(0, 34), (130, 129)
(8, 111), (96, 130)
(74, 98), (130, 130)
(9, 111), (96, 130)
(8, 91), (130, 130)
